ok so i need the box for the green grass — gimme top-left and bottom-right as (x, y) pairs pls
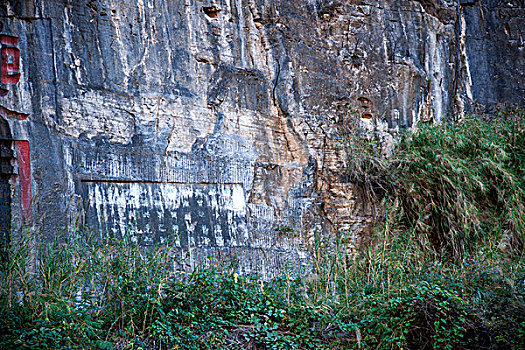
(1, 106), (524, 349)
(0, 231), (349, 349)
(343, 105), (525, 259)
(0, 228), (524, 349)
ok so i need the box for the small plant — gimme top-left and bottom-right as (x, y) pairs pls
(274, 225), (294, 234)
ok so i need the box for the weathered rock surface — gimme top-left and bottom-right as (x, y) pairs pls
(0, 0), (523, 275)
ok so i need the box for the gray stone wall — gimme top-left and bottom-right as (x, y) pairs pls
(0, 0), (523, 276)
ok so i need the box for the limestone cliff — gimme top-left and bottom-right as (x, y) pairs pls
(0, 0), (523, 275)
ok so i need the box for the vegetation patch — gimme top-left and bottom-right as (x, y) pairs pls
(343, 105), (525, 259)
(1, 106), (524, 349)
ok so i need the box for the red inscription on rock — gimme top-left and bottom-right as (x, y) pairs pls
(0, 34), (21, 85)
(0, 30), (32, 224)
(15, 140), (32, 223)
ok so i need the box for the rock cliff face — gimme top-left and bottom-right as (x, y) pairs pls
(0, 0), (523, 275)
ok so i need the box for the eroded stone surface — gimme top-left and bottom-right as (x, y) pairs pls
(0, 0), (523, 276)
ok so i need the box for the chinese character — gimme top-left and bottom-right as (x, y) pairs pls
(0, 34), (21, 85)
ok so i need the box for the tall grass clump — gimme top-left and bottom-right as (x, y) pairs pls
(0, 230), (175, 349)
(343, 105), (525, 259)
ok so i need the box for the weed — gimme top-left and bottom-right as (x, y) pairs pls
(341, 105), (525, 259)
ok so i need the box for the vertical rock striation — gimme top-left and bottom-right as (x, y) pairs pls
(0, 0), (523, 276)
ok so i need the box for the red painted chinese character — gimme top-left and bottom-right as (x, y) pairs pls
(15, 140), (32, 223)
(0, 34), (21, 85)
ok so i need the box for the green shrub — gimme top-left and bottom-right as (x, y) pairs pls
(343, 105), (525, 259)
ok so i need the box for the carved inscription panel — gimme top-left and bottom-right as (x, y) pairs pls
(82, 181), (249, 247)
